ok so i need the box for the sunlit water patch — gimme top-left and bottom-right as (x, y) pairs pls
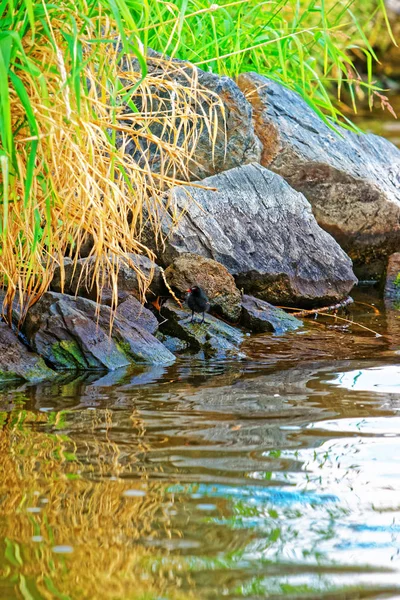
(331, 364), (400, 394)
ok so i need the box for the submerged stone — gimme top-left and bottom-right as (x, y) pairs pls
(241, 295), (303, 334)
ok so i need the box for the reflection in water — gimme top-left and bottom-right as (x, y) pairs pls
(1, 290), (400, 598)
(332, 365), (400, 393)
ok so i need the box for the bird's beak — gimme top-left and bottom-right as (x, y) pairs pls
(186, 288), (191, 293)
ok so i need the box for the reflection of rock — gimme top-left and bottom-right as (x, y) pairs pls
(0, 323), (55, 382)
(241, 295), (302, 334)
(24, 293), (175, 370)
(158, 164), (356, 306)
(51, 253), (164, 304)
(237, 73), (400, 278)
(165, 253), (242, 321)
(158, 300), (244, 358)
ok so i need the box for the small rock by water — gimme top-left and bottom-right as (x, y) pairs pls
(241, 295), (303, 334)
(157, 299), (244, 358)
(164, 253), (242, 322)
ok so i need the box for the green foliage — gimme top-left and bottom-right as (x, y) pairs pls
(140, 0), (395, 122)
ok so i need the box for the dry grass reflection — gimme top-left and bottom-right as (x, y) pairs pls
(0, 407), (193, 600)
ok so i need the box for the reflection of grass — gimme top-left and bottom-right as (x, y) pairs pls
(0, 408), (193, 600)
(1, 383), (397, 599)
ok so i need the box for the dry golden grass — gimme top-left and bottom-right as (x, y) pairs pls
(1, 13), (222, 323)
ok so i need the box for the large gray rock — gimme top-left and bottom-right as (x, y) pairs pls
(0, 322), (56, 382)
(157, 164), (357, 307)
(51, 254), (164, 304)
(120, 49), (261, 180)
(23, 293), (175, 370)
(237, 73), (400, 279)
(164, 253), (242, 321)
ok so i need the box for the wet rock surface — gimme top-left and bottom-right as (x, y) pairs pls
(117, 295), (159, 334)
(157, 300), (244, 358)
(121, 49), (261, 180)
(237, 73), (400, 278)
(241, 295), (303, 334)
(23, 293), (175, 370)
(51, 254), (164, 305)
(164, 253), (242, 321)
(0, 322), (56, 382)
(155, 332), (189, 353)
(158, 164), (357, 306)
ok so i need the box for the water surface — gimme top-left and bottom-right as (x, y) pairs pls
(2, 288), (400, 599)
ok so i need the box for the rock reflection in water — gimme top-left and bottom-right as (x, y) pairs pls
(1, 291), (400, 598)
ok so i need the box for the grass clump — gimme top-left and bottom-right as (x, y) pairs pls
(0, 0), (396, 324)
(0, 0), (222, 322)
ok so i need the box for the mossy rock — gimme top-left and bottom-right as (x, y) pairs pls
(0, 323), (56, 382)
(158, 300), (244, 359)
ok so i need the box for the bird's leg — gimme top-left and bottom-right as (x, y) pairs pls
(201, 312), (205, 324)
(191, 310), (195, 324)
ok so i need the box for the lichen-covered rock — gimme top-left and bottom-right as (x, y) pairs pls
(23, 293), (175, 370)
(121, 49), (261, 180)
(164, 253), (242, 321)
(157, 164), (357, 307)
(0, 323), (56, 382)
(158, 300), (244, 359)
(237, 73), (400, 278)
(384, 253), (400, 301)
(241, 295), (302, 334)
(51, 253), (164, 304)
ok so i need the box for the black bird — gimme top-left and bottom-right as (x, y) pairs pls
(186, 285), (210, 324)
